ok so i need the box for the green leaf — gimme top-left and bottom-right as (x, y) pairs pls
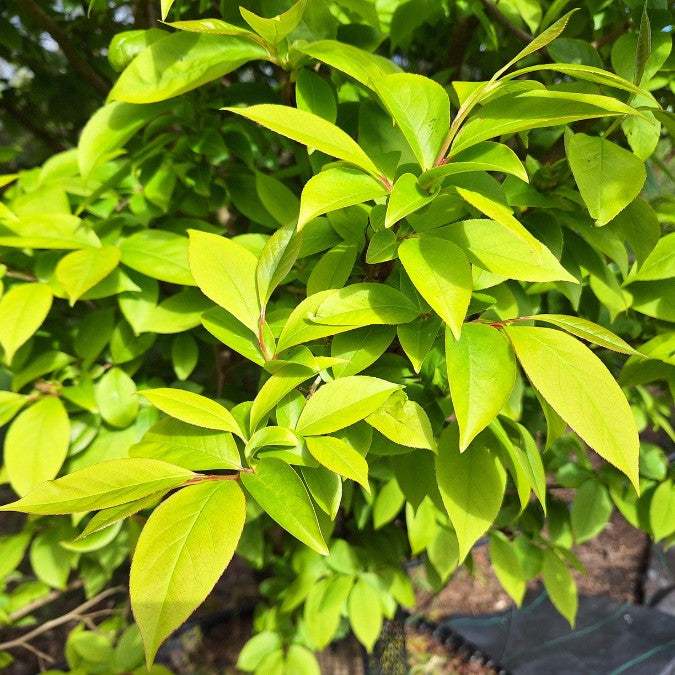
(275, 290), (356, 353)
(312, 283), (419, 327)
(0, 458), (194, 514)
(435, 424), (506, 562)
(160, 0), (175, 21)
(296, 376), (400, 436)
(164, 19), (255, 36)
(240, 0), (306, 44)
(300, 40), (399, 88)
(256, 172), (300, 226)
(331, 325), (396, 378)
(635, 3), (651, 87)
(95, 367), (138, 428)
(397, 315), (442, 373)
(304, 576), (354, 649)
(452, 91), (642, 154)
(420, 142), (528, 189)
(188, 230), (260, 332)
(306, 243), (358, 297)
(495, 10), (576, 78)
(286, 645), (320, 675)
(437, 219), (574, 283)
(385, 173), (436, 228)
(632, 232), (675, 282)
(241, 458), (328, 554)
(567, 133), (646, 226)
(398, 237), (472, 339)
(504, 326), (639, 490)
(376, 73), (450, 170)
(110, 33), (267, 103)
(131, 423), (241, 472)
(306, 436), (369, 491)
(650, 479), (675, 542)
(522, 314), (638, 355)
(250, 364), (316, 431)
(445, 323), (516, 451)
(256, 224), (302, 306)
(138, 388), (244, 439)
(489, 532), (526, 606)
(78, 101), (171, 178)
(428, 526), (460, 582)
(454, 187), (542, 253)
(225, 105), (379, 174)
(302, 465), (342, 519)
(237, 632), (282, 672)
(107, 28), (168, 72)
(171, 333), (199, 380)
(0, 283), (53, 363)
(5, 397), (70, 496)
(202, 307), (266, 366)
(298, 167), (387, 229)
(0, 390), (28, 426)
(130, 481), (246, 665)
(373, 478), (405, 529)
(365, 394), (436, 451)
(77, 491), (165, 540)
(570, 479), (613, 544)
(295, 68), (337, 123)
(55, 246), (120, 306)
(11, 350), (74, 393)
(120, 231), (194, 286)
(348, 577), (383, 652)
(541, 549), (577, 627)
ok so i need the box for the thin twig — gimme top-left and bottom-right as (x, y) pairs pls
(0, 585), (126, 653)
(478, 0), (533, 43)
(8, 580), (84, 623)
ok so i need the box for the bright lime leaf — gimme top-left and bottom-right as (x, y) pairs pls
(541, 549), (577, 628)
(256, 223), (302, 306)
(385, 173), (436, 228)
(633, 232), (675, 282)
(120, 231), (194, 286)
(445, 323), (516, 451)
(365, 396), (436, 451)
(306, 243), (358, 297)
(348, 577), (383, 652)
(435, 424), (506, 562)
(331, 325), (396, 378)
(5, 397), (70, 497)
(570, 479), (613, 544)
(420, 142), (528, 189)
(0, 458), (194, 514)
(241, 458), (328, 554)
(56, 246), (120, 305)
(650, 480), (675, 542)
(312, 283), (419, 327)
(376, 73), (450, 170)
(306, 435), (369, 491)
(130, 481), (245, 664)
(298, 167), (387, 229)
(138, 388), (244, 439)
(201, 307), (266, 366)
(505, 326), (639, 491)
(522, 314), (638, 354)
(188, 230), (260, 332)
(130, 418), (242, 471)
(296, 376), (400, 436)
(240, 0), (306, 44)
(0, 283), (53, 363)
(567, 133), (646, 226)
(398, 237), (472, 339)
(110, 33), (267, 103)
(489, 532), (526, 605)
(437, 219), (574, 283)
(94, 367), (138, 428)
(225, 105), (379, 174)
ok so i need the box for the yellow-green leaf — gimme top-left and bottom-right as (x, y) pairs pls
(306, 435), (369, 491)
(398, 237), (472, 339)
(0, 283), (53, 363)
(445, 323), (517, 451)
(541, 549), (577, 627)
(55, 246), (120, 305)
(138, 388), (244, 439)
(130, 481), (245, 665)
(505, 326), (640, 491)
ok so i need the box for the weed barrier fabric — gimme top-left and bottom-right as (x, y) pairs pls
(439, 590), (675, 674)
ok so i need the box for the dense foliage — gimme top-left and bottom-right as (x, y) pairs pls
(0, 0), (674, 672)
